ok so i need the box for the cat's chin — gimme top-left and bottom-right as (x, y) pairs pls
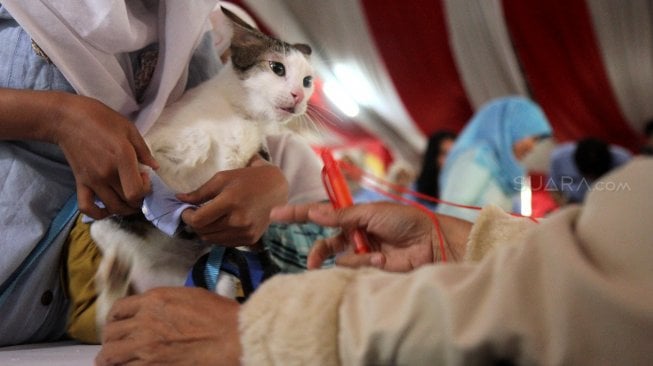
(275, 107), (298, 121)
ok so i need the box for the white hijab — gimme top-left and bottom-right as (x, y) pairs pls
(3, 0), (219, 133)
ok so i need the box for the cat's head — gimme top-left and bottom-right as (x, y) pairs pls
(222, 7), (314, 124)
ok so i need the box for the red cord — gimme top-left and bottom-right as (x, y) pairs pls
(334, 160), (541, 262)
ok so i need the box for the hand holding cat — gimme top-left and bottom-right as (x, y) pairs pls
(178, 155), (289, 245)
(96, 287), (241, 366)
(52, 94), (159, 219)
(0, 88), (158, 219)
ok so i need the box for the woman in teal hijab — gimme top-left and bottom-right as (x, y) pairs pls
(437, 96), (552, 221)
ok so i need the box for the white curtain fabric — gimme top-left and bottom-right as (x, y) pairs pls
(245, 0), (652, 161)
(444, 0), (529, 109)
(587, 0), (653, 133)
(245, 0), (426, 161)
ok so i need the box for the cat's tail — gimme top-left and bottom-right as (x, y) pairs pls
(94, 244), (135, 341)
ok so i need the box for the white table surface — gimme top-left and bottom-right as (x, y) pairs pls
(0, 341), (100, 365)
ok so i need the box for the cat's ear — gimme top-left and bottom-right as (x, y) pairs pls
(221, 6), (269, 70)
(293, 43), (312, 56)
(221, 6), (257, 32)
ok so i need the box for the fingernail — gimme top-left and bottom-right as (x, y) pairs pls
(370, 253), (384, 268)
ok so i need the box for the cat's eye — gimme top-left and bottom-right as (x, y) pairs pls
(269, 61), (285, 77)
(303, 76), (313, 88)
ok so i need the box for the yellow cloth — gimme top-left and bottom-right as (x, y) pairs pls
(65, 215), (102, 344)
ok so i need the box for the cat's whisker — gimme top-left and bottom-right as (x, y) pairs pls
(306, 103), (346, 128)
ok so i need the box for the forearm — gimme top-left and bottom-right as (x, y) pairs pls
(434, 213), (473, 262)
(0, 87), (74, 142)
(240, 268), (357, 365)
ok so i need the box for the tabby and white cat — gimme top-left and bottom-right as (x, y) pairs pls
(90, 8), (315, 332)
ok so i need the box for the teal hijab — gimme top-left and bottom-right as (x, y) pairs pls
(440, 96), (553, 194)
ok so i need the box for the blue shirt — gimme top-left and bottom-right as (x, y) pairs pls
(549, 142), (632, 203)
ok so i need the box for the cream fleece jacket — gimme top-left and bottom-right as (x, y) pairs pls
(240, 159), (653, 365)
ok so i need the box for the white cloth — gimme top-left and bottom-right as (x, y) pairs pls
(240, 158), (653, 365)
(2, 0), (218, 134)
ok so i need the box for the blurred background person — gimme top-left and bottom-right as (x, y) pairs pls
(437, 96), (552, 221)
(353, 159), (415, 204)
(549, 137), (632, 205)
(641, 119), (653, 156)
(412, 130), (457, 210)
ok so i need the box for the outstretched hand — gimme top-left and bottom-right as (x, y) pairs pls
(271, 202), (471, 272)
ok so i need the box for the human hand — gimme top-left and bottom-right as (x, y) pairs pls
(53, 94), (158, 219)
(95, 287), (241, 366)
(271, 201), (469, 272)
(178, 155), (289, 245)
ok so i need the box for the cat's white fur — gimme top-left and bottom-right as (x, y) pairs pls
(90, 41), (314, 336)
(147, 51), (314, 193)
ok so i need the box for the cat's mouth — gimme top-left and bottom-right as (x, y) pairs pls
(279, 106), (296, 115)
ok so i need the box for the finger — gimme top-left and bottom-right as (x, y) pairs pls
(117, 162), (148, 208)
(102, 318), (139, 343)
(107, 295), (142, 323)
(269, 204), (310, 222)
(176, 174), (227, 204)
(95, 339), (140, 366)
(306, 234), (349, 269)
(76, 184), (108, 219)
(140, 171), (152, 194)
(335, 252), (386, 269)
(307, 204), (353, 228)
(98, 186), (139, 216)
(130, 130), (159, 170)
(181, 203), (227, 231)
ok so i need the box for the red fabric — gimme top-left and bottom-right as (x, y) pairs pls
(361, 0), (473, 136)
(503, 0), (642, 151)
(528, 172), (560, 218)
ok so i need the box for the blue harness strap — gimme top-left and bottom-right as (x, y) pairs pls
(184, 246), (226, 291)
(203, 246), (226, 292)
(0, 194), (78, 302)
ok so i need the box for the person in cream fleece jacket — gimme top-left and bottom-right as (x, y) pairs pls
(96, 158), (653, 365)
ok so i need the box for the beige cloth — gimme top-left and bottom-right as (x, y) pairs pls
(240, 158), (653, 365)
(2, 0), (218, 134)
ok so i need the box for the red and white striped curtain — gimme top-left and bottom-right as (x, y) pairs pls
(363, 0), (650, 151)
(243, 0), (652, 154)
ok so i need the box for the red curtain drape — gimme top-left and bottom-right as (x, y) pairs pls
(361, 0), (473, 137)
(503, 0), (642, 150)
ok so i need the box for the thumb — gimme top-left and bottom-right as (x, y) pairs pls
(176, 184), (217, 205)
(130, 130), (159, 170)
(309, 204), (370, 232)
(335, 252), (386, 269)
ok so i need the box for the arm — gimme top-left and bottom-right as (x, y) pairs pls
(92, 206), (555, 366)
(0, 88), (158, 218)
(95, 160), (653, 365)
(270, 202), (472, 270)
(242, 205), (645, 365)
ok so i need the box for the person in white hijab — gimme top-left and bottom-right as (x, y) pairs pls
(0, 0), (293, 346)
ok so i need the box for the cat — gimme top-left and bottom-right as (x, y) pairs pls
(90, 8), (315, 335)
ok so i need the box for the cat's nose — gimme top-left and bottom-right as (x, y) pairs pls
(291, 89), (304, 105)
